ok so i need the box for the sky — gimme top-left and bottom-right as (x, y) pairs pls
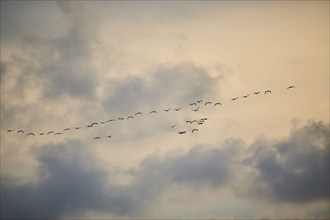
(0, 1), (329, 219)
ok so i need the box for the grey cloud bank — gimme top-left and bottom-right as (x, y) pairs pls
(1, 120), (329, 219)
(102, 62), (219, 115)
(245, 120), (329, 203)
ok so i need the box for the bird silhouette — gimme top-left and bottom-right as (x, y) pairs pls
(47, 131), (54, 135)
(91, 122), (98, 127)
(170, 124), (177, 128)
(7, 129), (14, 133)
(27, 133), (35, 136)
(253, 92), (260, 95)
(150, 110), (158, 114)
(242, 94), (250, 98)
(197, 100), (203, 103)
(192, 129), (199, 133)
(63, 128), (71, 131)
(178, 131), (187, 134)
(54, 132), (63, 135)
(174, 108), (181, 111)
(287, 86), (295, 89)
(205, 102), (212, 106)
(100, 121), (107, 124)
(135, 112), (143, 115)
(118, 117), (124, 120)
(264, 90), (271, 94)
(17, 130), (24, 134)
(189, 103), (197, 106)
(107, 135), (112, 138)
(192, 107), (200, 112)
(39, 133), (45, 136)
(127, 116), (134, 120)
(74, 127), (82, 130)
(214, 102), (221, 106)
(232, 97), (239, 101)
(93, 136), (101, 140)
(164, 108), (171, 112)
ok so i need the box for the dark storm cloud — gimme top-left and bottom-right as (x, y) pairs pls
(1, 121), (329, 219)
(244, 120), (329, 203)
(132, 139), (243, 189)
(0, 139), (241, 219)
(103, 62), (219, 115)
(1, 140), (139, 219)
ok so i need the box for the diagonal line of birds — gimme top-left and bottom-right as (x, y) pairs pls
(5, 86), (295, 140)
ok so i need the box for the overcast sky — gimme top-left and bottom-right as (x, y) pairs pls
(1, 1), (329, 219)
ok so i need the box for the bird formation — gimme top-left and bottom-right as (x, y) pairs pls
(5, 86), (295, 140)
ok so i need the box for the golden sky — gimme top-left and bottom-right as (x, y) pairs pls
(1, 1), (329, 219)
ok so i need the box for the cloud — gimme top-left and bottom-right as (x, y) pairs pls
(0, 138), (241, 219)
(244, 120), (329, 203)
(0, 60), (6, 77)
(132, 139), (243, 189)
(0, 1), (104, 132)
(1, 140), (140, 219)
(1, 1), (100, 102)
(102, 62), (219, 115)
(1, 120), (329, 219)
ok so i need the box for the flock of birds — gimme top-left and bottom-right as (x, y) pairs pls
(5, 86), (295, 140)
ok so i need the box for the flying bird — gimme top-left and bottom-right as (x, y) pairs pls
(264, 90), (272, 94)
(192, 129), (199, 133)
(214, 102), (221, 106)
(7, 129), (14, 133)
(174, 108), (181, 111)
(196, 100), (203, 103)
(253, 91), (260, 95)
(39, 133), (45, 136)
(231, 97), (239, 101)
(150, 110), (158, 114)
(242, 94), (250, 98)
(47, 131), (54, 135)
(27, 133), (35, 136)
(135, 112), (143, 115)
(63, 128), (71, 131)
(287, 85), (295, 89)
(74, 127), (82, 130)
(192, 107), (200, 112)
(54, 132), (63, 135)
(127, 116), (134, 120)
(107, 135), (112, 138)
(91, 122), (98, 127)
(189, 103), (197, 106)
(118, 117), (124, 120)
(163, 108), (171, 112)
(17, 130), (24, 134)
(170, 124), (177, 128)
(178, 131), (187, 134)
(93, 136), (101, 140)
(205, 101), (212, 106)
